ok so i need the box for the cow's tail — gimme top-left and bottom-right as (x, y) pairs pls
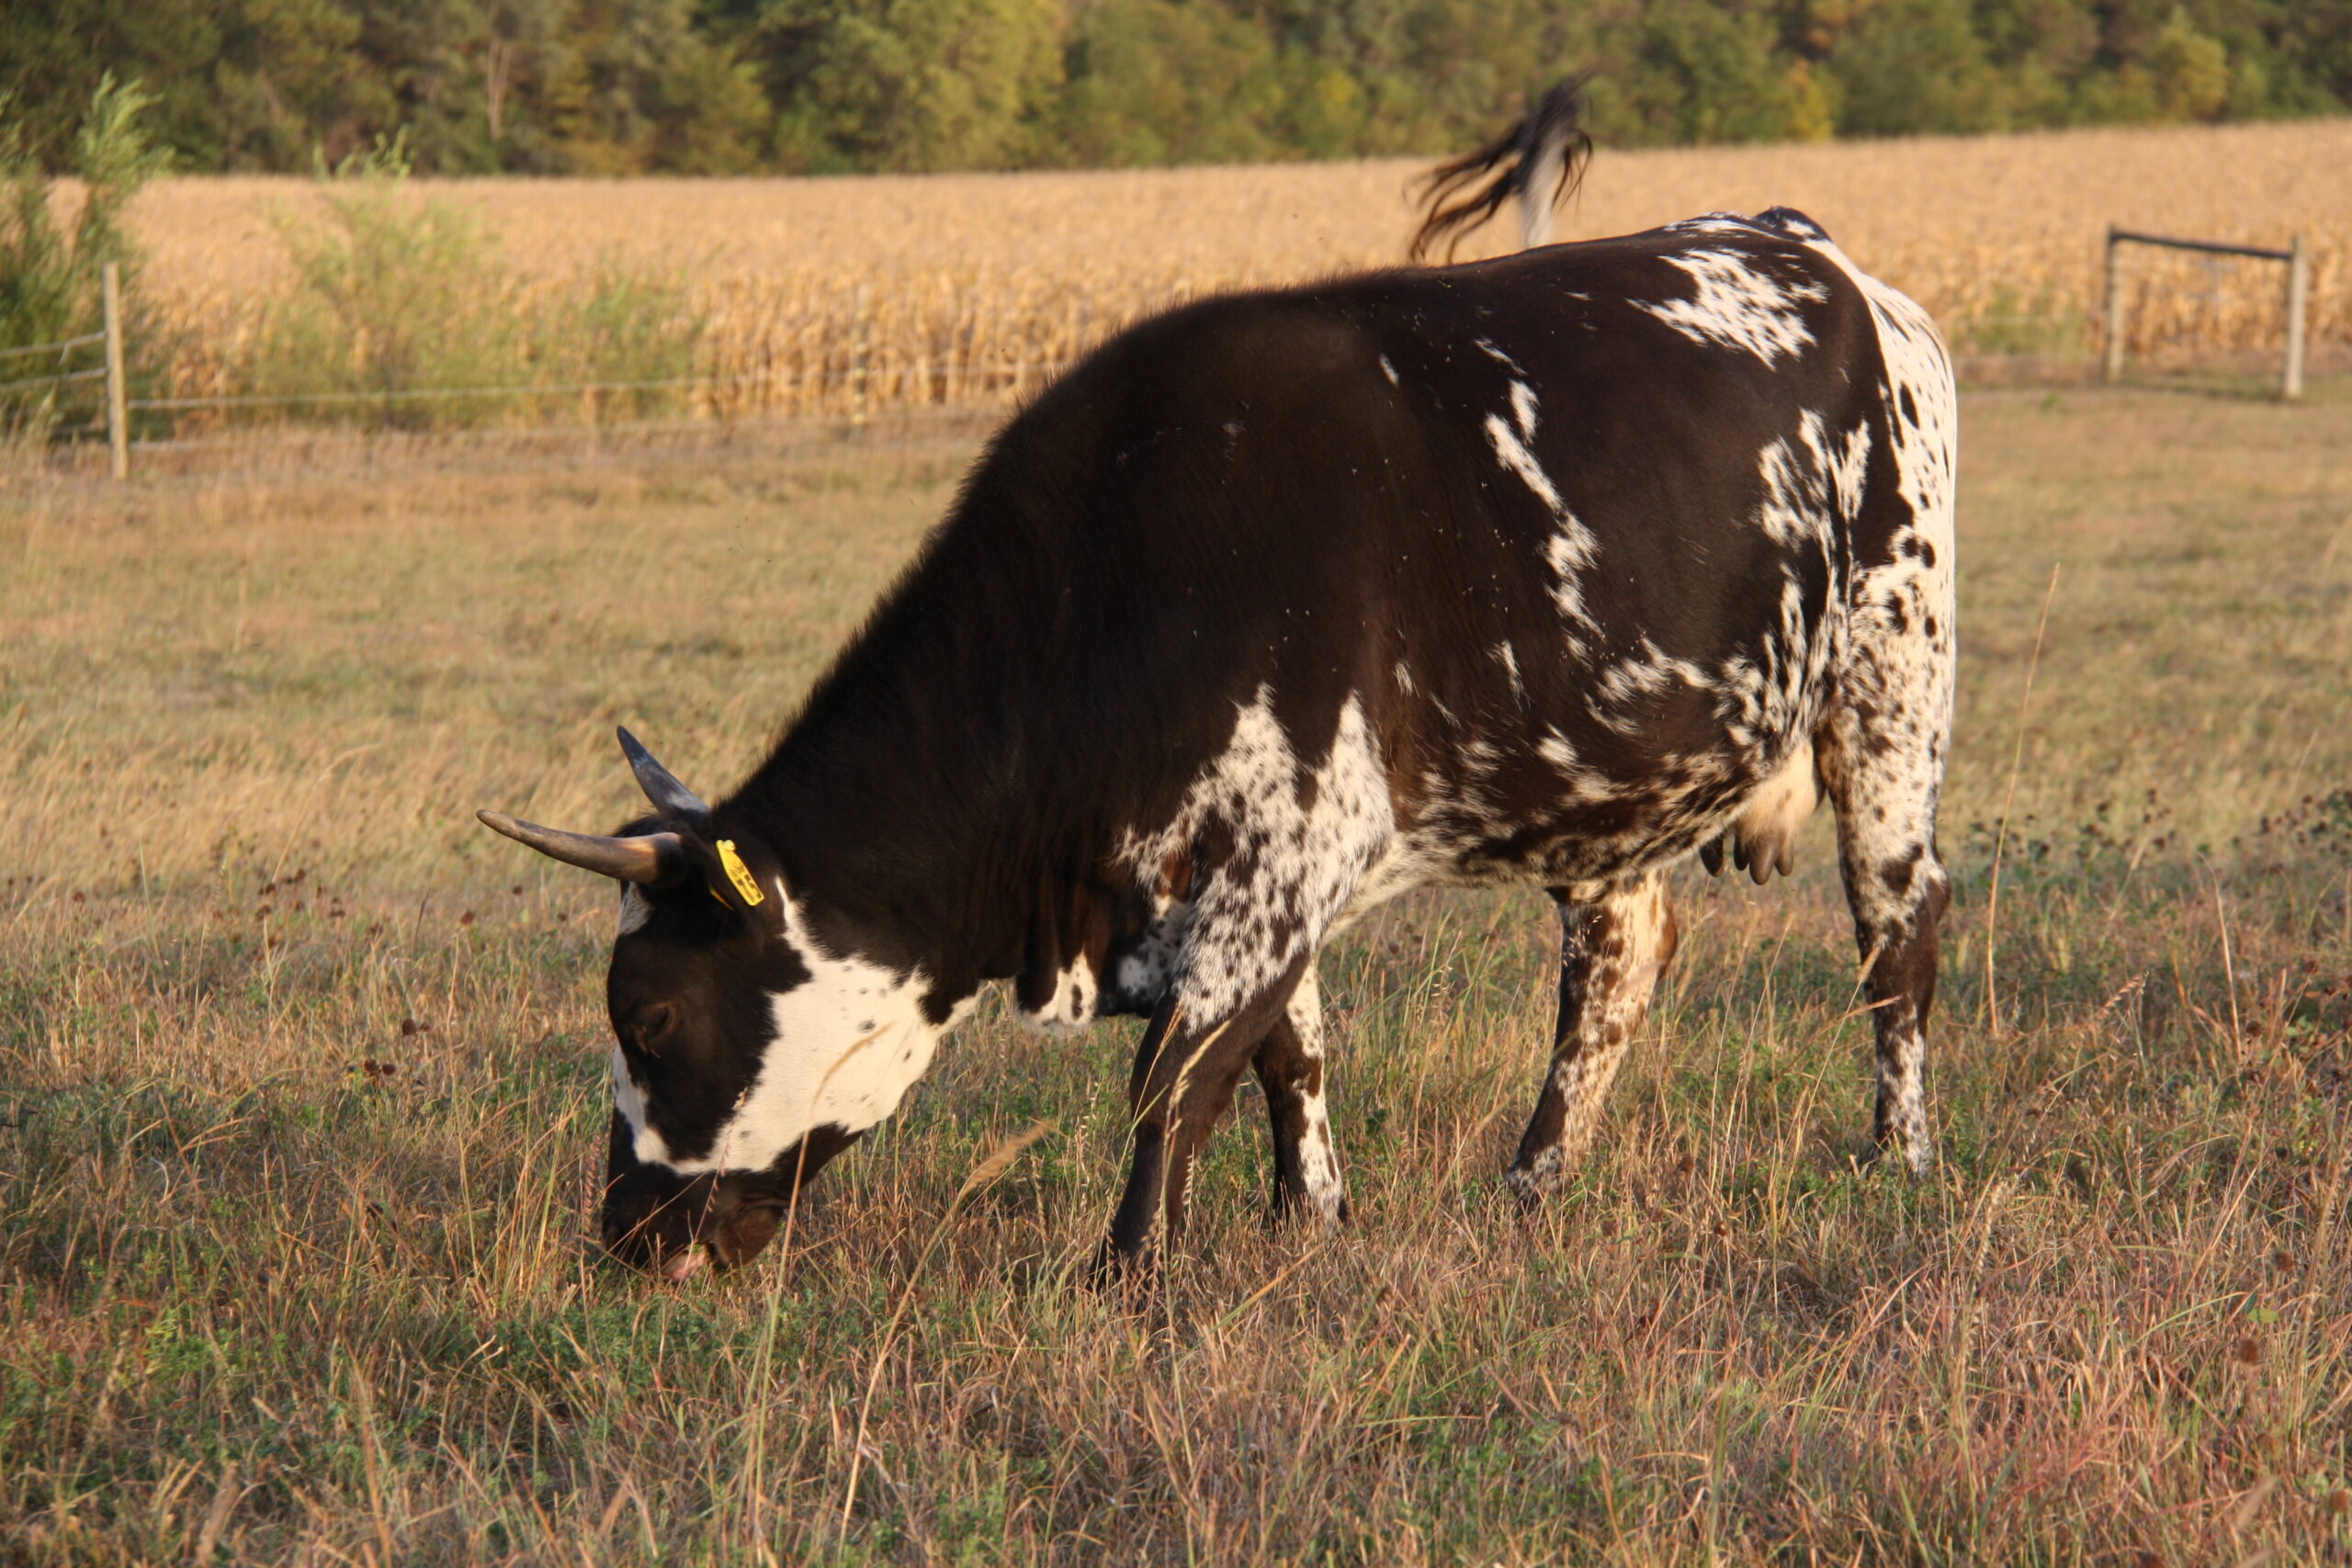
(1409, 74), (1592, 264)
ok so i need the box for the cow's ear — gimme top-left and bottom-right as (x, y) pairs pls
(662, 830), (782, 924)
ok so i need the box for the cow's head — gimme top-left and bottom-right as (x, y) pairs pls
(480, 730), (943, 1280)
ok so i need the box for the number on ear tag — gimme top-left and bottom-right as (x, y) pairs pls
(716, 840), (766, 907)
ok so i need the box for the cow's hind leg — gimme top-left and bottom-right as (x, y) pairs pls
(1254, 966), (1347, 1225)
(1505, 876), (1678, 1204)
(1818, 714), (1951, 1174)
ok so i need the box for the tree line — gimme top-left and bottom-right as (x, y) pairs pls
(4, 0), (2346, 175)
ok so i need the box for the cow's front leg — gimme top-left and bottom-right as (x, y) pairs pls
(1254, 965), (1347, 1226)
(1505, 876), (1678, 1205)
(1102, 966), (1304, 1277)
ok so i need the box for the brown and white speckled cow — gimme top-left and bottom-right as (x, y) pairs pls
(481, 196), (1956, 1282)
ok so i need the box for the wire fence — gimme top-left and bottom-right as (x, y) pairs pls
(10, 228), (2328, 479)
(0, 333), (107, 394)
(0, 331), (105, 368)
(2, 366), (108, 392)
(5, 289), (1079, 468)
(85, 360), (1087, 465)
(120, 362), (1074, 417)
(129, 370), (764, 413)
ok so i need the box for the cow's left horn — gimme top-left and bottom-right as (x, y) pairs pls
(477, 811), (684, 885)
(617, 727), (709, 824)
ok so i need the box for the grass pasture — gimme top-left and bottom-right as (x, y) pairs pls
(3, 381), (2351, 1563)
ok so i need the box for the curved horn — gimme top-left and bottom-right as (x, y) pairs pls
(477, 810), (684, 885)
(617, 728), (709, 824)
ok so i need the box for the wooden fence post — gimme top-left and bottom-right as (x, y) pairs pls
(2282, 233), (2308, 400)
(851, 285), (871, 430)
(102, 261), (128, 480)
(2100, 228), (2126, 385)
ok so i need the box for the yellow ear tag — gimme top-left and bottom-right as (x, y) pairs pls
(716, 840), (766, 907)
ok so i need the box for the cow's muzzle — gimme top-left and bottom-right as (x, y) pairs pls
(598, 1127), (861, 1279)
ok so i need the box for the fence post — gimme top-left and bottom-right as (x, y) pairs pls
(102, 261), (128, 480)
(851, 285), (871, 430)
(2100, 228), (2126, 385)
(2282, 232), (2308, 400)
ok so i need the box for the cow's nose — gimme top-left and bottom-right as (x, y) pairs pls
(597, 1204), (671, 1269)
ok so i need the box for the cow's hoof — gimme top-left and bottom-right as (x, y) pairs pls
(1264, 1188), (1351, 1231)
(1084, 1238), (1160, 1304)
(1502, 1163), (1557, 1213)
(1858, 1134), (1937, 1179)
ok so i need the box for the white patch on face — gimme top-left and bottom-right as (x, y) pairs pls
(1125, 689), (1395, 1019)
(611, 1042), (655, 1147)
(1392, 660), (1415, 695)
(1509, 380), (1539, 439)
(613, 883), (943, 1175)
(616, 886), (651, 937)
(1636, 248), (1827, 367)
(1379, 355), (1399, 386)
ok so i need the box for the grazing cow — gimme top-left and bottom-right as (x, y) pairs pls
(481, 127), (1955, 1284)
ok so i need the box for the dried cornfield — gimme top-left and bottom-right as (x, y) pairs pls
(123, 118), (2352, 419)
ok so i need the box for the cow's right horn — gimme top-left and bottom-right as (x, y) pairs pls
(478, 811), (684, 885)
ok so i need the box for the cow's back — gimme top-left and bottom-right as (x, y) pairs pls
(972, 219), (1909, 895)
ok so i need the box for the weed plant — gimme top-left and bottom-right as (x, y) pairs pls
(249, 140), (705, 431)
(0, 75), (169, 438)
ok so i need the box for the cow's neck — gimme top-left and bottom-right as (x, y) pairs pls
(718, 743), (1043, 1016)
(714, 516), (1096, 1012)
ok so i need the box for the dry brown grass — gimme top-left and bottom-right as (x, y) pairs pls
(112, 119), (2352, 417)
(2, 384), (2349, 1563)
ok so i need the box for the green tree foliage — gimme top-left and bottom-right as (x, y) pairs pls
(1828, 0), (2009, 136)
(0, 0), (2344, 175)
(1057, 0), (1286, 165)
(1598, 0), (1822, 142)
(761, 0), (1064, 170)
(0, 0), (764, 174)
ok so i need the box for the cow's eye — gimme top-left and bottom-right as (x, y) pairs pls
(630, 1003), (676, 1052)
